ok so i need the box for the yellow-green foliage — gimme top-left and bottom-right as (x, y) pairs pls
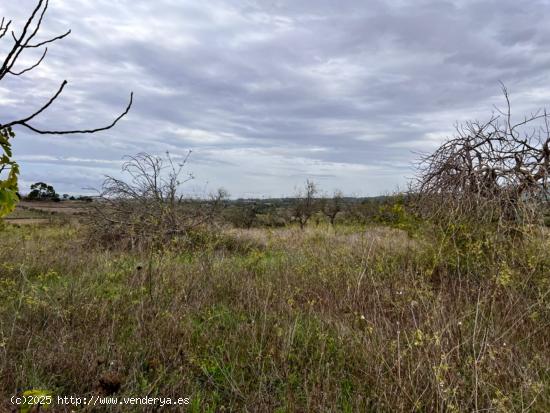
(19, 389), (52, 413)
(0, 127), (19, 218)
(375, 197), (420, 236)
(0, 222), (548, 412)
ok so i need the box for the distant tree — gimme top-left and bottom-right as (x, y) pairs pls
(291, 180), (318, 230)
(28, 182), (59, 201)
(62, 193), (69, 200)
(321, 190), (344, 226)
(0, 0), (132, 218)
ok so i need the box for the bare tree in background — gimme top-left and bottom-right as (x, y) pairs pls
(321, 189), (344, 226)
(415, 86), (549, 227)
(291, 179), (318, 230)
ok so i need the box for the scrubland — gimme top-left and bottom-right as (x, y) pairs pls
(0, 215), (548, 412)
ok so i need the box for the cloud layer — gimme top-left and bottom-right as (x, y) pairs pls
(2, 0), (550, 197)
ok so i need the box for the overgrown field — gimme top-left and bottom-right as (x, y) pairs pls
(1, 220), (549, 412)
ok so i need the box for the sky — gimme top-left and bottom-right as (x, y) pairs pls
(2, 0), (550, 198)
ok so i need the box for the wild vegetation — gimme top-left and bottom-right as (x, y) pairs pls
(2, 130), (550, 411)
(1, 198), (549, 412)
(414, 86), (550, 232)
(1, 2), (549, 413)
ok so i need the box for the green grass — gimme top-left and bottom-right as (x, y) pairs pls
(0, 222), (549, 411)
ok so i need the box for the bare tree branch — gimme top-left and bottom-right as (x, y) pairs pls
(16, 91), (134, 135)
(1, 80), (68, 129)
(0, 0), (132, 134)
(414, 87), (550, 226)
(8, 47), (48, 76)
(26, 29), (71, 48)
(0, 18), (12, 40)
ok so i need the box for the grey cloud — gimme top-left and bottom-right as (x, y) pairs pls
(2, 0), (550, 196)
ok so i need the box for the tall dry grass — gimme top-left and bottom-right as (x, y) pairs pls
(0, 221), (548, 411)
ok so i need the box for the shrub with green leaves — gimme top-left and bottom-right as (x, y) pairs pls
(0, 127), (19, 218)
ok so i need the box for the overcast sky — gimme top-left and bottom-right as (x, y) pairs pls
(2, 0), (550, 197)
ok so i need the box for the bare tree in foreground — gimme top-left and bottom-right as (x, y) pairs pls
(415, 86), (549, 227)
(89, 152), (227, 250)
(0, 0), (132, 217)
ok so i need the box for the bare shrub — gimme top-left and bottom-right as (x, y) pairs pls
(88, 152), (226, 250)
(415, 86), (550, 229)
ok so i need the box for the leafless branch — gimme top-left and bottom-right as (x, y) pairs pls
(26, 29), (71, 48)
(7, 46), (48, 76)
(414, 87), (550, 226)
(0, 0), (132, 135)
(17, 92), (133, 135)
(0, 18), (12, 40)
(88, 152), (226, 250)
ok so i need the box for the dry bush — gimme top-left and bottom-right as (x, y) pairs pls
(87, 152), (226, 250)
(415, 86), (549, 230)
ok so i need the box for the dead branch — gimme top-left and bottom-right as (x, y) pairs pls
(0, 0), (132, 134)
(414, 86), (550, 226)
(88, 152), (226, 250)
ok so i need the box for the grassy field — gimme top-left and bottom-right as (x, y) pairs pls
(0, 215), (549, 411)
